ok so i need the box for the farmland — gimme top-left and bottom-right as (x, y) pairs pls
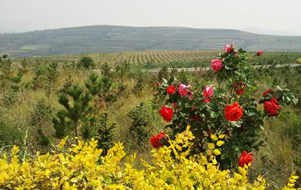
(14, 50), (301, 69)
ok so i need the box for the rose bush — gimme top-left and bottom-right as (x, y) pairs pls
(154, 44), (298, 169)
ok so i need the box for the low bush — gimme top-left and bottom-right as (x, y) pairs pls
(0, 128), (299, 189)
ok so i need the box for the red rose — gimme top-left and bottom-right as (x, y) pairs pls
(225, 102), (243, 121)
(159, 106), (173, 122)
(264, 98), (281, 116)
(211, 59), (223, 72)
(167, 86), (176, 95)
(238, 151), (253, 167)
(256, 51), (263, 56)
(263, 88), (272, 97)
(225, 43), (234, 54)
(150, 131), (166, 148)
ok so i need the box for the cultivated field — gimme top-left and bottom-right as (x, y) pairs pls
(15, 50), (301, 69)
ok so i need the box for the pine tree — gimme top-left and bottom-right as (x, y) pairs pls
(0, 55), (23, 106)
(85, 73), (102, 98)
(30, 99), (53, 146)
(85, 73), (116, 110)
(20, 58), (29, 74)
(52, 85), (93, 140)
(45, 62), (59, 96)
(81, 112), (115, 154)
(78, 56), (95, 69)
(58, 75), (73, 94)
(127, 102), (153, 148)
(132, 74), (144, 97)
(32, 68), (45, 90)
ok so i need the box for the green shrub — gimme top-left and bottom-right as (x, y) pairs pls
(78, 56), (95, 69)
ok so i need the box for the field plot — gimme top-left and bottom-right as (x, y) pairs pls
(21, 50), (301, 69)
(19, 50), (218, 67)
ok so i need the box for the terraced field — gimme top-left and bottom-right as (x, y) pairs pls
(88, 50), (219, 65)
(20, 50), (301, 69)
(22, 50), (220, 68)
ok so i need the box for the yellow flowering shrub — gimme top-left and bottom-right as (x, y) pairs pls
(297, 58), (301, 64)
(0, 129), (300, 190)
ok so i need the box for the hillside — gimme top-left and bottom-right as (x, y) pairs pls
(1, 25), (301, 57)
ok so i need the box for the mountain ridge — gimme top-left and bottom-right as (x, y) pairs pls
(1, 25), (301, 57)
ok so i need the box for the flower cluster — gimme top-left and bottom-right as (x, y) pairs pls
(0, 130), (299, 190)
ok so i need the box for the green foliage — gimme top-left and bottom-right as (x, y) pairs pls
(0, 55), (23, 106)
(0, 110), (26, 148)
(115, 60), (130, 97)
(132, 75), (144, 97)
(45, 62), (59, 96)
(31, 67), (45, 90)
(58, 75), (73, 94)
(115, 60), (130, 82)
(52, 85), (93, 139)
(29, 99), (53, 146)
(85, 73), (102, 97)
(20, 58), (29, 74)
(85, 73), (117, 110)
(127, 102), (153, 149)
(78, 56), (95, 69)
(157, 66), (169, 83)
(82, 112), (115, 153)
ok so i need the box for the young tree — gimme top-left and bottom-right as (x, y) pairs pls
(127, 102), (153, 149)
(85, 72), (117, 110)
(45, 62), (59, 96)
(81, 112), (115, 154)
(78, 56), (95, 69)
(52, 85), (93, 140)
(0, 55), (23, 106)
(30, 99), (53, 146)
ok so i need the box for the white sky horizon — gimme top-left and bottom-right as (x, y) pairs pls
(1, 0), (301, 35)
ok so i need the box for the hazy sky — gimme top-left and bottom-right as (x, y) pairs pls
(1, 0), (301, 34)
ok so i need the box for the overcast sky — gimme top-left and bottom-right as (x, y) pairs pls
(1, 0), (301, 35)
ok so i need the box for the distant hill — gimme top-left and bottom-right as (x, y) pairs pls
(1, 25), (301, 58)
